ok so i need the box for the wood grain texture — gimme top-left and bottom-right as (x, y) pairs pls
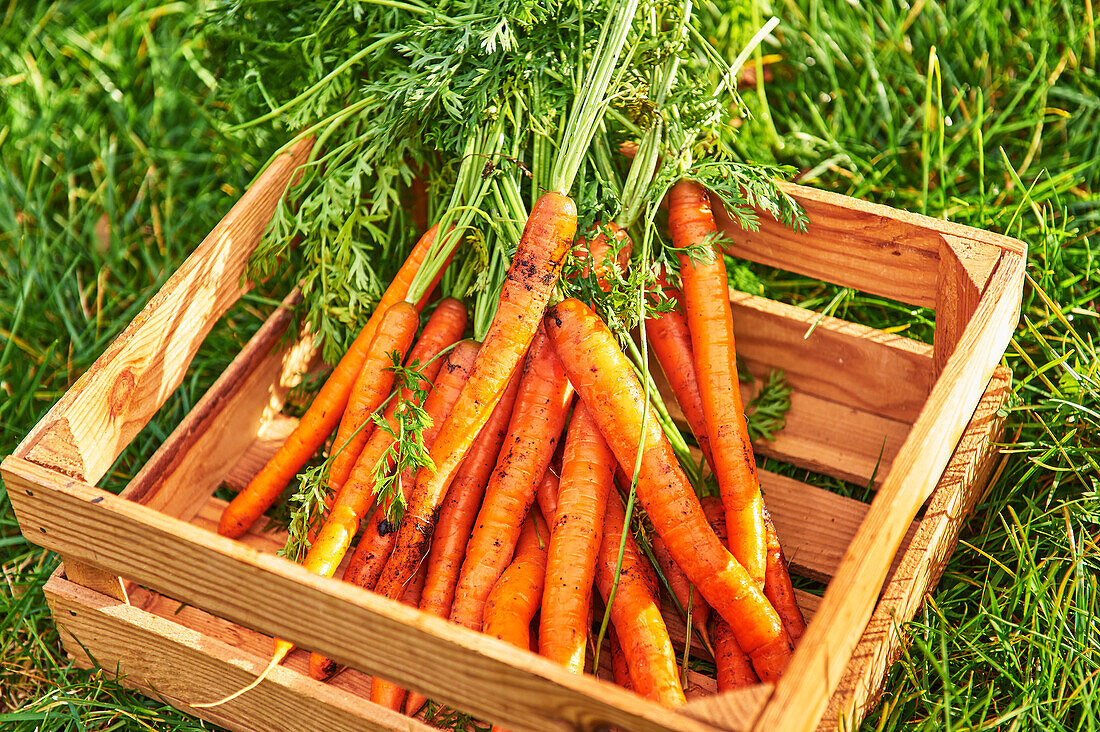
(223, 415), (299, 490)
(14, 137), (314, 485)
(759, 471), (916, 583)
(933, 237), (1001, 377)
(61, 557), (128, 602)
(655, 374), (911, 490)
(820, 366), (1010, 731)
(679, 684), (773, 731)
(715, 183), (1024, 309)
(727, 291), (934, 423)
(752, 250), (1024, 732)
(45, 571), (433, 732)
(4, 457), (719, 732)
(121, 292), (316, 522)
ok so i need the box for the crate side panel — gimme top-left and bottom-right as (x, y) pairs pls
(7, 459), (716, 732)
(752, 251), (1024, 732)
(654, 374), (910, 489)
(820, 366), (1010, 730)
(123, 296), (316, 522)
(15, 138), (313, 486)
(44, 572), (431, 732)
(716, 187), (940, 309)
(729, 292), (933, 423)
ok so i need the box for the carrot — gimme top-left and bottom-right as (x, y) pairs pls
(643, 272), (715, 471)
(217, 226), (442, 539)
(596, 493), (685, 708)
(328, 298), (468, 495)
(346, 340), (480, 588)
(571, 222), (631, 292)
(764, 507), (806, 643)
(539, 402), (615, 674)
(700, 495), (760, 690)
(309, 340), (480, 681)
(404, 370), (522, 718)
(534, 469), (559, 529)
(609, 629), (633, 690)
(291, 308), (466, 585)
(649, 531), (712, 654)
(712, 618), (759, 691)
(219, 301), (421, 538)
(544, 298), (791, 681)
(369, 560), (429, 711)
(373, 192), (577, 605)
(448, 326), (574, 630)
(668, 180), (767, 589)
(482, 508), (550, 649)
(417, 367), (523, 620)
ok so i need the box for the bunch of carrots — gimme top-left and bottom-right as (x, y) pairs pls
(198, 0), (810, 721)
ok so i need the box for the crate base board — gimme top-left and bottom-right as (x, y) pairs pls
(45, 570), (434, 732)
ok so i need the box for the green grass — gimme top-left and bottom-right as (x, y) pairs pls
(1, 0), (1098, 730)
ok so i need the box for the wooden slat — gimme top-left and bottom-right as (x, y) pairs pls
(820, 366), (1010, 730)
(121, 293), (315, 522)
(760, 471), (903, 583)
(655, 364), (911, 490)
(4, 457), (722, 732)
(752, 251), (1025, 732)
(715, 183), (1025, 309)
(933, 237), (1001, 377)
(729, 291), (934, 423)
(61, 558), (128, 602)
(750, 391), (908, 489)
(716, 188), (940, 309)
(223, 415), (299, 490)
(46, 572), (433, 732)
(680, 685), (774, 731)
(14, 138), (314, 485)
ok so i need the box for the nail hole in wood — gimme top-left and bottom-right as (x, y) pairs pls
(39, 527), (46, 533)
(25, 489), (32, 496)
(69, 610), (77, 616)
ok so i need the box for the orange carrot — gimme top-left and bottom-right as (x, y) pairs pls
(217, 226), (442, 539)
(544, 298), (791, 681)
(417, 367), (523, 620)
(571, 222), (631, 292)
(643, 272), (715, 471)
(701, 495), (760, 690)
(539, 402), (615, 674)
(369, 560), (429, 711)
(291, 307), (467, 584)
(534, 469), (559, 527)
(343, 340), (480, 592)
(404, 368), (523, 717)
(609, 629), (633, 690)
(596, 493), (685, 707)
(309, 340), (480, 681)
(712, 618), (759, 691)
(219, 301), (420, 538)
(374, 192), (577, 605)
(482, 509), (550, 649)
(329, 298), (467, 495)
(668, 179), (767, 588)
(649, 531), (712, 653)
(448, 327), (574, 630)
(764, 507), (806, 643)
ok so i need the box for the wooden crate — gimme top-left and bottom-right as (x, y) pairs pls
(4, 136), (1025, 732)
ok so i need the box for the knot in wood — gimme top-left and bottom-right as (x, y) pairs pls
(109, 368), (137, 418)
